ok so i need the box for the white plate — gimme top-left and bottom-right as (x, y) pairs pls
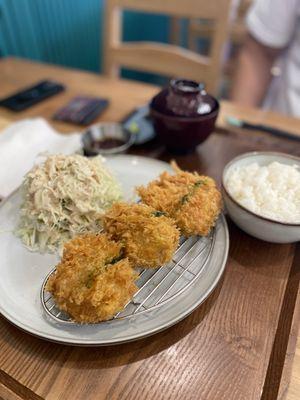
(0, 155), (229, 346)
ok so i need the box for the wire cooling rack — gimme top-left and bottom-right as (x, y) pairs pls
(41, 231), (215, 324)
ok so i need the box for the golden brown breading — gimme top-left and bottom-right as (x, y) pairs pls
(46, 233), (138, 323)
(102, 202), (180, 268)
(137, 165), (222, 236)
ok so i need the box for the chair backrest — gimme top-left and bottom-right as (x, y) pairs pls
(186, 0), (253, 49)
(104, 0), (231, 94)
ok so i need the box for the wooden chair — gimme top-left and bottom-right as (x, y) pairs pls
(176, 1), (252, 48)
(104, 0), (232, 94)
(186, 0), (252, 51)
(168, 0), (252, 95)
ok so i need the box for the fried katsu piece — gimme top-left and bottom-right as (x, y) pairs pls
(137, 163), (222, 236)
(46, 233), (138, 323)
(102, 202), (180, 268)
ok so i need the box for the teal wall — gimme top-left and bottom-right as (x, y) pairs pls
(0, 0), (171, 84)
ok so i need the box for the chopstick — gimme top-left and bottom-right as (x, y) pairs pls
(226, 116), (300, 142)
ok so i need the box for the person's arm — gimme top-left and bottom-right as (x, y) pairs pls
(230, 0), (299, 107)
(231, 34), (281, 107)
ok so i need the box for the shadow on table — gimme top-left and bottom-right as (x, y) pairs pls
(1, 276), (224, 368)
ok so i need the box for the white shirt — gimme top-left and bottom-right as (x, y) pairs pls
(247, 0), (300, 117)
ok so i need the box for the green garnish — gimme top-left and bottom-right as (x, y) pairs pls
(85, 250), (124, 288)
(105, 249), (124, 265)
(151, 211), (167, 217)
(108, 254), (123, 265)
(179, 180), (205, 206)
(180, 195), (189, 205)
(194, 180), (205, 187)
(128, 122), (140, 134)
(85, 272), (94, 288)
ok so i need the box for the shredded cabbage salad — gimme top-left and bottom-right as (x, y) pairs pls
(16, 154), (123, 253)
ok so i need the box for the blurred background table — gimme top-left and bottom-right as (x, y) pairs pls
(2, 58), (300, 138)
(0, 57), (300, 400)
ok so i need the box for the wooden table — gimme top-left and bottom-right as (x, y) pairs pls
(0, 57), (300, 400)
(287, 342), (300, 400)
(282, 285), (300, 400)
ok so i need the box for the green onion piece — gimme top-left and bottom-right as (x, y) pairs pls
(194, 180), (205, 187)
(86, 272), (94, 288)
(151, 211), (167, 217)
(179, 180), (205, 206)
(180, 194), (189, 205)
(106, 249), (124, 265)
(109, 254), (123, 265)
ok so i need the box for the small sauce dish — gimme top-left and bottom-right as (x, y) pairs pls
(82, 122), (135, 156)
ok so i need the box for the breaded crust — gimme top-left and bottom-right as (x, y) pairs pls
(102, 202), (180, 268)
(137, 167), (222, 236)
(46, 233), (138, 323)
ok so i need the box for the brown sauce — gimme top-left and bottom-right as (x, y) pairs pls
(92, 138), (125, 150)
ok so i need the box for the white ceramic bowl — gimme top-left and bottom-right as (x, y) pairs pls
(222, 151), (300, 243)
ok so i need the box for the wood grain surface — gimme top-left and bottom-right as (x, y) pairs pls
(286, 334), (300, 400)
(278, 269), (300, 400)
(0, 383), (24, 400)
(0, 57), (300, 400)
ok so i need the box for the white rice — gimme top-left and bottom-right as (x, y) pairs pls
(225, 161), (300, 223)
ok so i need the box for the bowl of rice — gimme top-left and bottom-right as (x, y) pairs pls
(222, 151), (300, 243)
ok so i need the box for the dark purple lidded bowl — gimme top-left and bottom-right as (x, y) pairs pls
(150, 79), (219, 153)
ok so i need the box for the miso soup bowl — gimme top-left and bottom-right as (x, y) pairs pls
(150, 79), (219, 154)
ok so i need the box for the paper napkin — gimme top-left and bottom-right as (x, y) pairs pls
(0, 118), (81, 198)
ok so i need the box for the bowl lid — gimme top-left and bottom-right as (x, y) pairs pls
(150, 79), (218, 118)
